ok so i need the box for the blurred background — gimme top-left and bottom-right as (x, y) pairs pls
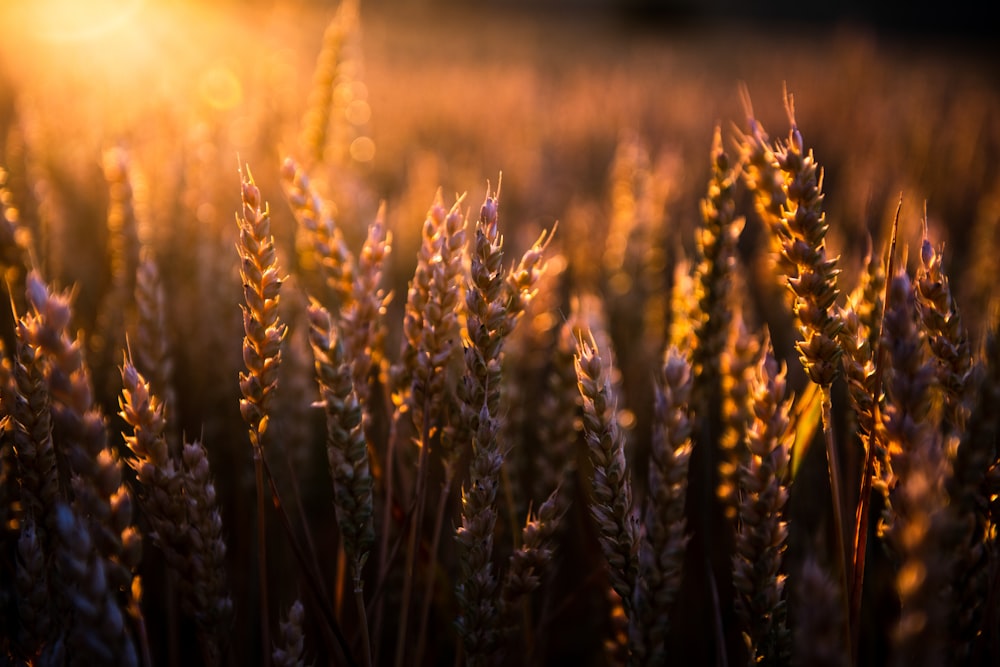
(1, 0), (997, 327)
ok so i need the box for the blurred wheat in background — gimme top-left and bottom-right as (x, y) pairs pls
(0, 0), (999, 665)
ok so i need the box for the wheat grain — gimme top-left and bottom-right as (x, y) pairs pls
(237, 163), (285, 666)
(179, 438), (234, 666)
(914, 221), (973, 438)
(575, 329), (641, 661)
(881, 272), (949, 667)
(639, 344), (693, 663)
(454, 188), (515, 665)
(280, 156), (355, 309)
(272, 600), (307, 667)
(307, 300), (375, 574)
(732, 346), (792, 666)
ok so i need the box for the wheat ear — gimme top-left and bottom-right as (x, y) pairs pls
(882, 272), (948, 667)
(498, 487), (565, 658)
(237, 164), (286, 666)
(453, 186), (552, 665)
(307, 300), (374, 667)
(272, 600), (307, 667)
(732, 346), (792, 665)
(575, 329), (641, 662)
(769, 93), (850, 651)
(944, 308), (1000, 661)
(639, 345), (693, 663)
(119, 354), (232, 665)
(393, 193), (466, 667)
(452, 188), (509, 665)
(4, 297), (61, 659)
(913, 212), (973, 439)
(132, 249), (178, 452)
(280, 156), (355, 309)
(21, 271), (144, 662)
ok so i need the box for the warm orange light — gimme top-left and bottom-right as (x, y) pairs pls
(199, 64), (244, 111)
(21, 0), (146, 43)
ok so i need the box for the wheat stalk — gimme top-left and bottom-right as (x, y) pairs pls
(881, 271), (949, 667)
(307, 299), (374, 667)
(299, 0), (361, 168)
(498, 487), (565, 658)
(280, 156), (355, 309)
(237, 164), (287, 667)
(732, 346), (792, 666)
(392, 192), (466, 666)
(766, 92), (851, 653)
(914, 214), (974, 439)
(575, 329), (641, 662)
(51, 501), (139, 666)
(119, 354), (232, 665)
(132, 250), (177, 451)
(19, 271), (144, 660)
(453, 186), (552, 665)
(179, 438), (235, 665)
(343, 202), (392, 407)
(13, 517), (50, 661)
(639, 344), (693, 663)
(452, 188), (509, 665)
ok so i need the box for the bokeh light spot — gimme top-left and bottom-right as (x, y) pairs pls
(199, 64), (243, 111)
(350, 136), (376, 163)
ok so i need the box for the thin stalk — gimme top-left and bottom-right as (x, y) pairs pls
(335, 545), (347, 621)
(501, 465), (532, 654)
(394, 409), (433, 667)
(707, 567), (729, 667)
(821, 393), (853, 661)
(254, 446), (271, 667)
(261, 455), (358, 667)
(850, 196), (900, 657)
(354, 576), (373, 667)
(367, 511), (408, 615)
(372, 417), (399, 661)
(501, 462), (522, 551)
(129, 599), (153, 667)
(166, 576), (179, 667)
(283, 444), (325, 601)
(413, 472), (455, 665)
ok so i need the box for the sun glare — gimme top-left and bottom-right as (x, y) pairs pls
(21, 0), (147, 43)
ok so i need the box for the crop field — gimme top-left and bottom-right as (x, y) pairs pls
(0, 1), (999, 665)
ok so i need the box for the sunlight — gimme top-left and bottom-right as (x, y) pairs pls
(21, 0), (146, 43)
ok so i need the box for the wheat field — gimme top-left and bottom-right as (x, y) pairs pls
(0, 1), (999, 666)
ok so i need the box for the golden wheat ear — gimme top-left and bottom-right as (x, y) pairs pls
(575, 328), (642, 661)
(306, 299), (374, 665)
(881, 271), (950, 665)
(637, 344), (693, 663)
(236, 163), (286, 664)
(732, 345), (793, 664)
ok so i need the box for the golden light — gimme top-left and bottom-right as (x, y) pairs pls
(349, 136), (376, 163)
(199, 63), (244, 111)
(19, 0), (146, 43)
